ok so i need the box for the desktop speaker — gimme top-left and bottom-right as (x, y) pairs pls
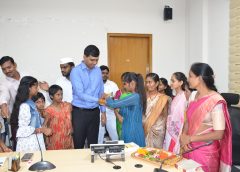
(164, 6), (172, 20)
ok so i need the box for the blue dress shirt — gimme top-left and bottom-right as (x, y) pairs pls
(70, 62), (105, 112)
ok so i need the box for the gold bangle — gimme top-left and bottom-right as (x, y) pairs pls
(189, 136), (192, 143)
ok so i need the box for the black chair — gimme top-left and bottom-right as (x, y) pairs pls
(221, 93), (240, 170)
(231, 166), (240, 172)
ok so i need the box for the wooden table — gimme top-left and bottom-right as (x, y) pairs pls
(0, 149), (188, 172)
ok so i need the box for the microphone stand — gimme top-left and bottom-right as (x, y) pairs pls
(153, 141), (213, 172)
(29, 134), (56, 171)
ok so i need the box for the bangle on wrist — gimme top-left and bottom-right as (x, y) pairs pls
(37, 128), (41, 133)
(189, 136), (192, 143)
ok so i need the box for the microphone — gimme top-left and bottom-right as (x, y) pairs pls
(28, 133), (56, 171)
(180, 141), (213, 155)
(153, 141), (213, 172)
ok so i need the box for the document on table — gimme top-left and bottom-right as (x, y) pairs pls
(0, 157), (6, 166)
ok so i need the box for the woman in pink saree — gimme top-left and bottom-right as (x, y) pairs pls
(163, 72), (187, 154)
(181, 63), (232, 172)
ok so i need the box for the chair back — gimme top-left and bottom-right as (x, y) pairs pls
(221, 93), (240, 165)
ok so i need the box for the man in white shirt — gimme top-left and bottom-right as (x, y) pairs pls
(98, 65), (119, 143)
(39, 58), (75, 103)
(0, 87), (5, 140)
(0, 56), (25, 150)
(56, 58), (75, 103)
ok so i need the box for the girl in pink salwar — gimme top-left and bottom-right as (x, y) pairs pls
(181, 63), (232, 172)
(163, 72), (187, 154)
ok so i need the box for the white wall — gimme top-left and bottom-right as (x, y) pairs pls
(0, 0), (229, 91)
(186, 0), (229, 92)
(208, 0), (229, 93)
(0, 0), (187, 85)
(185, 0), (204, 67)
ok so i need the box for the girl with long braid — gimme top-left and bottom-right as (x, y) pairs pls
(101, 72), (146, 147)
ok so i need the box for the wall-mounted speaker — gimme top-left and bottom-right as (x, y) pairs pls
(164, 6), (172, 21)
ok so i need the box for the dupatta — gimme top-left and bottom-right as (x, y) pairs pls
(164, 91), (186, 153)
(144, 93), (168, 136)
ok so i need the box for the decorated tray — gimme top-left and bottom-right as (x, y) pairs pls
(131, 147), (182, 166)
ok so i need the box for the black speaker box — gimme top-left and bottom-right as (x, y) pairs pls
(164, 6), (172, 20)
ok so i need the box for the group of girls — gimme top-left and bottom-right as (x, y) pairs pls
(102, 62), (232, 172)
(11, 78), (73, 152)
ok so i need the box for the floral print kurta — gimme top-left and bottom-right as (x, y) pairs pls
(16, 103), (46, 152)
(45, 102), (73, 150)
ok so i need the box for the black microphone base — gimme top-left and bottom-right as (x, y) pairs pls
(29, 160), (56, 171)
(153, 168), (168, 172)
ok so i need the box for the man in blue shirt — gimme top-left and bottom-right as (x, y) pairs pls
(70, 45), (106, 148)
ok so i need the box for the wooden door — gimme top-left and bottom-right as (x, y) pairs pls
(108, 33), (152, 87)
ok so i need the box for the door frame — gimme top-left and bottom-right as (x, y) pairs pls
(107, 33), (152, 74)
